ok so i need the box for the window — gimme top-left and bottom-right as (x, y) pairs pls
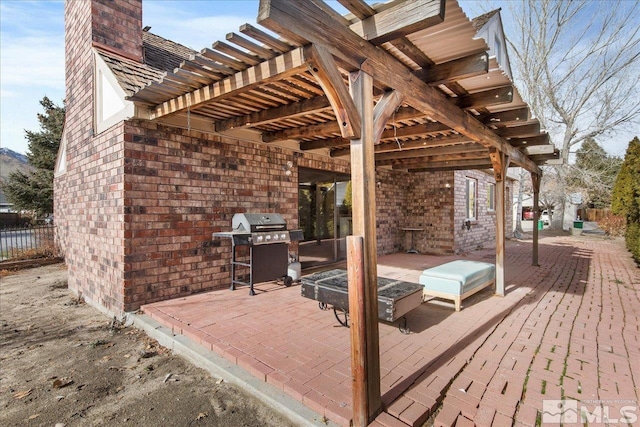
(487, 183), (495, 211)
(465, 178), (477, 220)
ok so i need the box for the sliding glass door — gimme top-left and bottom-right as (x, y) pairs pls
(298, 168), (351, 268)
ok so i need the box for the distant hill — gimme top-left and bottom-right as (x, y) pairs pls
(0, 148), (33, 183)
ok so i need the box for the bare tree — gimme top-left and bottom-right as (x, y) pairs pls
(512, 168), (531, 238)
(501, 0), (640, 228)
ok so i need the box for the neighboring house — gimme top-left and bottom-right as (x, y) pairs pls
(55, 0), (550, 315)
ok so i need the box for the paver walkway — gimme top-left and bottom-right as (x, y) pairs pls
(142, 233), (639, 426)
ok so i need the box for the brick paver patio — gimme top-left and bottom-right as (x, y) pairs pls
(142, 233), (639, 426)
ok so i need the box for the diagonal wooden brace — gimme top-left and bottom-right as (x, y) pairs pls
(306, 44), (361, 139)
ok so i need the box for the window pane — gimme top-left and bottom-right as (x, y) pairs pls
(487, 183), (495, 210)
(466, 178), (477, 219)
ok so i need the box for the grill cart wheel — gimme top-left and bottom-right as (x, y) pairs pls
(283, 275), (293, 287)
(319, 302), (329, 311)
(333, 307), (349, 328)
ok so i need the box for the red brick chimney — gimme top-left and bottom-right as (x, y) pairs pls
(63, 0), (143, 143)
(90, 0), (143, 62)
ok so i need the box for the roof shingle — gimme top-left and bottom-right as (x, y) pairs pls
(96, 30), (196, 97)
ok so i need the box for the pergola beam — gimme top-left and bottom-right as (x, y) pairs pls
(480, 107), (529, 125)
(348, 0), (446, 45)
(509, 134), (550, 148)
(146, 48), (308, 119)
(497, 122), (541, 138)
(257, 0), (541, 174)
(418, 52), (489, 86)
(456, 86), (513, 110)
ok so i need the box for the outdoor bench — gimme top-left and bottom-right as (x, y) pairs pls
(419, 260), (495, 311)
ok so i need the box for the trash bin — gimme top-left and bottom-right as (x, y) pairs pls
(538, 220), (544, 230)
(573, 220), (584, 229)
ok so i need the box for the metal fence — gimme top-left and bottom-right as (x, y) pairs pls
(0, 225), (56, 261)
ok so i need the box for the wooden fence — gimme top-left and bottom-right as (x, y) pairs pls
(577, 208), (611, 222)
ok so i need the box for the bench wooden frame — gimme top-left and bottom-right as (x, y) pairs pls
(422, 278), (495, 311)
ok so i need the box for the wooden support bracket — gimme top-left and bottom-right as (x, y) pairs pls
(489, 149), (509, 182)
(306, 44), (361, 139)
(372, 90), (403, 143)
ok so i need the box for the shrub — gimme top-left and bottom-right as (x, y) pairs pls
(611, 137), (640, 263)
(599, 214), (626, 237)
(625, 222), (640, 263)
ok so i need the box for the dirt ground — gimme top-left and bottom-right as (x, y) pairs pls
(0, 263), (297, 427)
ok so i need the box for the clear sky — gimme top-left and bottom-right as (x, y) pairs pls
(0, 0), (636, 157)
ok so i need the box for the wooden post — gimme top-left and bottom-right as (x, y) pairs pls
(531, 172), (541, 266)
(490, 149), (509, 297)
(348, 69), (382, 423)
(347, 235), (367, 426)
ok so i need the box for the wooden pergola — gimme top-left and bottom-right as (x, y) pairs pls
(129, 0), (555, 423)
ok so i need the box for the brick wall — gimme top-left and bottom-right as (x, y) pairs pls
(375, 168), (407, 254)
(375, 169), (456, 255)
(120, 121), (352, 311)
(403, 170), (456, 254)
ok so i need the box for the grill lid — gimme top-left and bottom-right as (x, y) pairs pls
(232, 213), (287, 232)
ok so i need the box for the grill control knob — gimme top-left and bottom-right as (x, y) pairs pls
(265, 234), (272, 241)
(256, 235), (264, 243)
(280, 233), (287, 240)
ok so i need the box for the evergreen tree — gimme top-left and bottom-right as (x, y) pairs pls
(1, 97), (65, 216)
(611, 136), (640, 262)
(567, 138), (622, 208)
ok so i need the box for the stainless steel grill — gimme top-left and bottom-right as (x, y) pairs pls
(231, 213), (291, 245)
(213, 213), (303, 295)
